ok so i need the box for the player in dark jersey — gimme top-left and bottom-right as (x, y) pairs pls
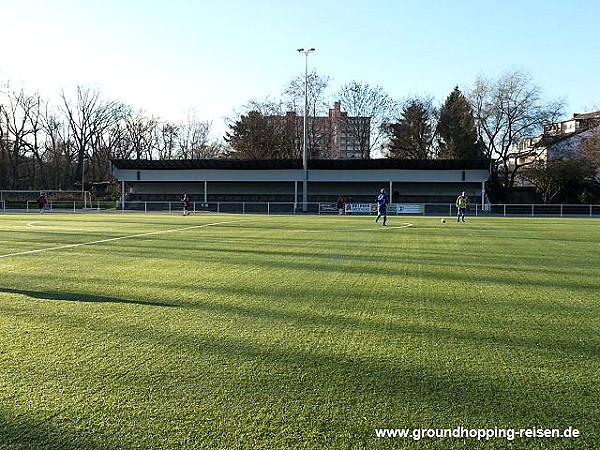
(181, 193), (191, 216)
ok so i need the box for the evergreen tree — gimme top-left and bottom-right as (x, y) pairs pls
(437, 86), (483, 160)
(224, 111), (298, 159)
(385, 97), (436, 160)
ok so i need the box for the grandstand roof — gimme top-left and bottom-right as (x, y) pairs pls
(110, 158), (490, 171)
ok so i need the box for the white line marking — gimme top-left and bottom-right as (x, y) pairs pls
(355, 223), (413, 231)
(0, 219), (245, 259)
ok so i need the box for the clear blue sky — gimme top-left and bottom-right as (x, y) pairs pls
(2, 0), (599, 139)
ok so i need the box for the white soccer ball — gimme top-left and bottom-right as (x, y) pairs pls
(440, 218), (446, 223)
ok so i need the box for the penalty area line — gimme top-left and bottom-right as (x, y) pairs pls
(0, 218), (247, 259)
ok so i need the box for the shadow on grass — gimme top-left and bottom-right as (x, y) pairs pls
(9, 297), (598, 448)
(0, 413), (128, 450)
(112, 321), (599, 447)
(115, 238), (600, 294)
(0, 287), (175, 308)
(177, 288), (600, 360)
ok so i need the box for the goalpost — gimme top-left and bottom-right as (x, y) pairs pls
(0, 190), (93, 211)
(82, 191), (92, 209)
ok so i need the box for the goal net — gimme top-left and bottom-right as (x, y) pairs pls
(0, 190), (93, 210)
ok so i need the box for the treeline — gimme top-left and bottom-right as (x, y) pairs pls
(0, 86), (226, 197)
(1, 69), (598, 202)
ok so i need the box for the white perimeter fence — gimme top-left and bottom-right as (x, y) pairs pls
(2, 200), (598, 218)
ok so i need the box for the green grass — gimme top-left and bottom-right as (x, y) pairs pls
(0, 213), (598, 449)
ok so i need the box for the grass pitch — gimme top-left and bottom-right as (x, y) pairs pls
(0, 213), (598, 449)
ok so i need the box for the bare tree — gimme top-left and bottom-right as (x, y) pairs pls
(40, 103), (73, 189)
(468, 69), (565, 188)
(26, 93), (48, 187)
(284, 70), (330, 117)
(124, 112), (160, 160)
(156, 122), (178, 159)
(0, 89), (42, 188)
(177, 110), (214, 159)
(240, 97), (288, 117)
(104, 119), (131, 160)
(60, 86), (123, 187)
(284, 71), (331, 158)
(337, 81), (397, 159)
(0, 94), (6, 188)
(523, 159), (597, 203)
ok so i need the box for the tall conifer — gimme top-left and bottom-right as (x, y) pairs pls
(437, 87), (483, 160)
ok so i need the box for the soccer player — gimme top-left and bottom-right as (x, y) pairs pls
(336, 195), (345, 215)
(456, 191), (469, 222)
(375, 188), (389, 226)
(37, 193), (47, 213)
(181, 193), (191, 216)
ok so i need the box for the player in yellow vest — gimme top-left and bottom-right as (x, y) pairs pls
(456, 191), (469, 222)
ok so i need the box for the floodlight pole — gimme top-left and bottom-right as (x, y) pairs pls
(81, 157), (86, 209)
(297, 47), (315, 212)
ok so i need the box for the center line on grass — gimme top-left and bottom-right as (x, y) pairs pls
(0, 219), (247, 259)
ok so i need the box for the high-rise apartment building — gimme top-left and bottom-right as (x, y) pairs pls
(274, 101), (371, 159)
